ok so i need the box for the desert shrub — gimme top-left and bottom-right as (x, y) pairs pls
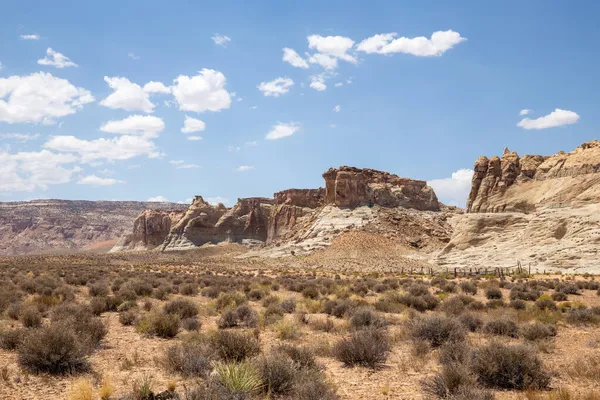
(131, 374), (154, 400)
(131, 280), (153, 297)
(439, 340), (471, 366)
(471, 342), (550, 390)
(467, 300), (486, 311)
(218, 305), (259, 329)
(277, 344), (318, 370)
(137, 312), (180, 338)
(374, 283), (390, 293)
(510, 299), (527, 310)
(90, 297), (108, 315)
(164, 341), (214, 377)
(552, 291), (568, 301)
(88, 282), (109, 297)
(212, 330), (261, 361)
(153, 285), (171, 300)
(293, 369), (339, 400)
(164, 298), (198, 319)
(255, 351), (296, 395)
(0, 328), (25, 350)
(50, 303), (107, 349)
(458, 313), (483, 332)
(18, 325), (90, 374)
(280, 298), (297, 313)
(399, 294), (439, 312)
(302, 285), (320, 299)
(460, 281), (478, 295)
(118, 300), (137, 312)
(19, 305), (42, 328)
(180, 283), (198, 296)
(440, 296), (468, 316)
(566, 308), (600, 325)
(483, 319), (519, 338)
(349, 308), (387, 330)
(247, 288), (266, 301)
(310, 317), (335, 333)
(556, 283), (579, 295)
(214, 361), (262, 396)
(409, 314), (466, 347)
(263, 303), (285, 324)
(521, 322), (557, 341)
(374, 293), (405, 313)
(182, 317), (201, 331)
(421, 362), (477, 399)
(6, 302), (21, 320)
(275, 319), (300, 340)
(261, 295), (280, 308)
(68, 379), (94, 400)
(119, 310), (137, 326)
(333, 328), (390, 369)
(535, 297), (557, 311)
(216, 292), (247, 311)
(486, 299), (505, 309)
(485, 287), (503, 300)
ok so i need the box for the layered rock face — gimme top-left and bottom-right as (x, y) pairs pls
(0, 200), (186, 255)
(439, 140), (600, 272)
(323, 167), (440, 211)
(110, 209), (186, 252)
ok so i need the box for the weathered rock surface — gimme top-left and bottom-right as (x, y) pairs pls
(439, 140), (600, 272)
(110, 209), (186, 252)
(323, 166), (439, 210)
(0, 200), (186, 255)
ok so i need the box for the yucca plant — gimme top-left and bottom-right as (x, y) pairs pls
(214, 361), (263, 395)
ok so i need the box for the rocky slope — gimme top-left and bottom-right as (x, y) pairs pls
(438, 140), (600, 272)
(112, 166), (452, 257)
(0, 200), (186, 255)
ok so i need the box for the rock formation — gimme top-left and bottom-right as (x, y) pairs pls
(110, 209), (186, 252)
(323, 166), (439, 210)
(0, 199), (186, 255)
(439, 140), (600, 272)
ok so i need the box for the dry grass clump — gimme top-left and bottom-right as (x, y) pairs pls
(333, 328), (390, 368)
(136, 311), (180, 338)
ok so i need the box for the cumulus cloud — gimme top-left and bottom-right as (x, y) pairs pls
(100, 77), (155, 113)
(357, 30), (466, 56)
(169, 160), (200, 169)
(20, 34), (40, 40)
(211, 34), (231, 47)
(307, 53), (338, 70)
(309, 75), (327, 91)
(181, 115), (206, 133)
(307, 34), (356, 63)
(172, 69), (231, 113)
(428, 168), (473, 207)
(236, 165), (255, 172)
(0, 149), (80, 191)
(100, 115), (164, 138)
(187, 136), (203, 141)
(37, 48), (78, 68)
(334, 82), (343, 87)
(44, 134), (162, 163)
(257, 77), (294, 97)
(265, 122), (300, 140)
(0, 72), (94, 124)
(143, 81), (171, 94)
(147, 196), (168, 202)
(519, 109), (531, 116)
(517, 108), (580, 130)
(282, 48), (309, 68)
(128, 52), (140, 60)
(77, 175), (123, 186)
(333, 105), (341, 112)
(0, 133), (40, 142)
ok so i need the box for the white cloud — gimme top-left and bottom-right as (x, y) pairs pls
(128, 52), (140, 60)
(236, 165), (255, 172)
(309, 75), (327, 91)
(44, 134), (161, 163)
(143, 81), (171, 94)
(100, 115), (164, 138)
(20, 34), (40, 40)
(307, 53), (338, 70)
(0, 61), (3, 71)
(282, 48), (309, 68)
(307, 35), (356, 63)
(169, 160), (200, 169)
(517, 108), (580, 130)
(0, 133), (40, 142)
(519, 109), (531, 116)
(333, 105), (341, 112)
(212, 34), (231, 46)
(0, 149), (80, 191)
(245, 141), (258, 146)
(265, 122), (300, 140)
(0, 72), (94, 124)
(206, 196), (230, 206)
(357, 30), (466, 56)
(187, 136), (203, 141)
(77, 175), (123, 186)
(334, 82), (343, 87)
(172, 69), (231, 113)
(228, 145), (240, 152)
(37, 48), (78, 68)
(181, 115), (206, 133)
(148, 196), (168, 202)
(428, 168), (473, 208)
(249, 106), (258, 110)
(257, 77), (294, 97)
(100, 76), (155, 113)
(329, 124), (337, 129)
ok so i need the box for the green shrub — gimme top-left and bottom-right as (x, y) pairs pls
(137, 312), (180, 338)
(214, 361), (262, 395)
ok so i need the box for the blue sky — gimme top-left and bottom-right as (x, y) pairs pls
(0, 1), (597, 207)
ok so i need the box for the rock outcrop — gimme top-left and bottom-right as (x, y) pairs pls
(110, 209), (186, 252)
(439, 140), (600, 272)
(0, 200), (186, 255)
(323, 166), (440, 211)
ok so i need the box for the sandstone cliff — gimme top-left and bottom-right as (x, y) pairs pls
(439, 140), (600, 272)
(0, 200), (186, 255)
